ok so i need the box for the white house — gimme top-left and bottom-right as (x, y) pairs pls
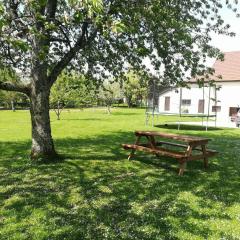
(158, 51), (240, 127)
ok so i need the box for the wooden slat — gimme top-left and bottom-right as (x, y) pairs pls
(156, 141), (187, 148)
(156, 141), (218, 154)
(135, 131), (210, 144)
(122, 144), (185, 159)
(122, 144), (217, 161)
(187, 151), (217, 161)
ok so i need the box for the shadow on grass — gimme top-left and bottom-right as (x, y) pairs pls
(0, 131), (240, 239)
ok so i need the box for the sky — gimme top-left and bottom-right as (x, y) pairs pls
(144, 2), (240, 72)
(211, 3), (240, 52)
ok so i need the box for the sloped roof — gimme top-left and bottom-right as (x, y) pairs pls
(212, 51), (240, 81)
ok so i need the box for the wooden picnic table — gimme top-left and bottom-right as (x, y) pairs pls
(122, 131), (217, 175)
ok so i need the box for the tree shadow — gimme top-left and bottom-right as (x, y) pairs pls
(0, 130), (240, 239)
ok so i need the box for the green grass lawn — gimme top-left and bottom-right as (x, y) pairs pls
(0, 108), (240, 240)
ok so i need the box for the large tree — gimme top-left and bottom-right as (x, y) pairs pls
(0, 0), (238, 161)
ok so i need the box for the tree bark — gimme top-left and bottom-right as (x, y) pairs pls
(29, 86), (58, 161)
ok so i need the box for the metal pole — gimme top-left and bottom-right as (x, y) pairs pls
(145, 83), (149, 126)
(179, 87), (182, 117)
(214, 85), (217, 128)
(152, 79), (156, 127)
(178, 87), (182, 130)
(202, 86), (204, 126)
(206, 84), (211, 131)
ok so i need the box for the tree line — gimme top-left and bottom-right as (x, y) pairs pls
(0, 70), (149, 114)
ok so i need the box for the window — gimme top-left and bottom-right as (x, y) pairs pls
(212, 106), (221, 112)
(181, 99), (191, 106)
(198, 99), (205, 113)
(164, 97), (170, 111)
(229, 107), (239, 117)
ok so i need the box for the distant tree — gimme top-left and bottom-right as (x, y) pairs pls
(2, 91), (19, 111)
(98, 81), (122, 114)
(50, 73), (96, 120)
(50, 74), (70, 120)
(123, 71), (148, 108)
(0, 1), (238, 161)
(0, 68), (24, 111)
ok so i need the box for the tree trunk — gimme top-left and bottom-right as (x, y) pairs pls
(57, 100), (60, 120)
(29, 87), (58, 162)
(11, 100), (15, 112)
(107, 105), (111, 114)
(126, 96), (132, 108)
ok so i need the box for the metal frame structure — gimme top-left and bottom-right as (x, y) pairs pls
(146, 82), (217, 131)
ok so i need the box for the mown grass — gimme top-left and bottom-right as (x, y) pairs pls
(0, 108), (240, 240)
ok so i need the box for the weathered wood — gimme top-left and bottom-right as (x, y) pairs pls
(156, 141), (218, 154)
(179, 145), (192, 175)
(127, 136), (141, 160)
(179, 162), (187, 176)
(122, 144), (185, 158)
(123, 131), (218, 175)
(156, 141), (187, 148)
(135, 131), (210, 144)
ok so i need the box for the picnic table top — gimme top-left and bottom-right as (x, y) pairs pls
(135, 131), (211, 143)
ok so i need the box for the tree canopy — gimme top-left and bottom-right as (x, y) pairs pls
(0, 0), (238, 89)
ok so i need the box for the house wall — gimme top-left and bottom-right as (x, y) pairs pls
(159, 81), (240, 123)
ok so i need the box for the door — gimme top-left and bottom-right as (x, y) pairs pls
(198, 99), (205, 113)
(164, 97), (170, 111)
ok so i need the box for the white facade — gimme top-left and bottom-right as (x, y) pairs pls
(159, 81), (240, 125)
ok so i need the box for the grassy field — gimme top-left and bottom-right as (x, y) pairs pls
(0, 108), (240, 240)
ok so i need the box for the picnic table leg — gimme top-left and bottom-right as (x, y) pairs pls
(179, 161), (187, 176)
(178, 145), (192, 175)
(128, 136), (141, 160)
(201, 144), (208, 168)
(148, 136), (160, 157)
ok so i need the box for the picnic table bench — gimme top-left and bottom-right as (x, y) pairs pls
(122, 131), (217, 175)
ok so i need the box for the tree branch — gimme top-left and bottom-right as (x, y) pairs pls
(46, 0), (58, 20)
(0, 80), (30, 95)
(48, 22), (97, 86)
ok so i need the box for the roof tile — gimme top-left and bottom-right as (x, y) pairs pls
(213, 51), (240, 81)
